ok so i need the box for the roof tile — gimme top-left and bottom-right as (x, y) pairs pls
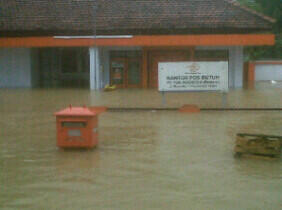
(0, 0), (274, 36)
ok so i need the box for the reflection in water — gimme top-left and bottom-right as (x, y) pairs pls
(233, 158), (282, 179)
(0, 83), (281, 209)
(55, 150), (101, 173)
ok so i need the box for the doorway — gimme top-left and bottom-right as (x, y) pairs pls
(110, 57), (142, 88)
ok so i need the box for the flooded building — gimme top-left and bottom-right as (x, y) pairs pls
(0, 0), (275, 89)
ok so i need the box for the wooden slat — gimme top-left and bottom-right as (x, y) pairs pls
(234, 133), (281, 158)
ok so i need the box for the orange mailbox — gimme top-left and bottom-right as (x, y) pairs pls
(54, 106), (98, 148)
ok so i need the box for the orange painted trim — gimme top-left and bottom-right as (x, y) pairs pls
(251, 61), (282, 65)
(143, 46), (194, 50)
(248, 63), (255, 82)
(0, 34), (275, 47)
(248, 62), (255, 89)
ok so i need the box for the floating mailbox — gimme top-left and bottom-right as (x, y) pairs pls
(54, 106), (98, 148)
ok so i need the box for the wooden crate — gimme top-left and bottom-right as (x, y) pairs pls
(234, 133), (282, 159)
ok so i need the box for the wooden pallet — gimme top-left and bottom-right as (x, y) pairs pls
(234, 133), (282, 159)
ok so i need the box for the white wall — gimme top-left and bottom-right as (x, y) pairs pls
(0, 48), (32, 88)
(255, 64), (282, 81)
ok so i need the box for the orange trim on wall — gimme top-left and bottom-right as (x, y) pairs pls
(0, 34), (275, 48)
(248, 63), (256, 82)
(251, 61), (282, 65)
(143, 46), (194, 50)
(247, 62), (256, 89)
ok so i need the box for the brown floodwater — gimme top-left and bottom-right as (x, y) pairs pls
(0, 82), (281, 209)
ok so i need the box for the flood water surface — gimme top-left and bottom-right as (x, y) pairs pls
(0, 87), (281, 209)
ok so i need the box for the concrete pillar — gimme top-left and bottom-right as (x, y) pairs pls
(229, 46), (244, 88)
(89, 47), (101, 90)
(228, 48), (235, 88)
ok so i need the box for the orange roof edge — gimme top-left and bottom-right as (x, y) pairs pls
(0, 34), (275, 48)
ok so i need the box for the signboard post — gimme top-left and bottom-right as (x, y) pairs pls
(158, 62), (229, 107)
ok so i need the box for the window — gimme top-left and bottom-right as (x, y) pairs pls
(61, 48), (89, 73)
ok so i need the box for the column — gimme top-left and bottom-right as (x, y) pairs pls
(89, 47), (100, 90)
(229, 46), (244, 88)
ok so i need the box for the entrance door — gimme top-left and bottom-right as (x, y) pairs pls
(110, 58), (142, 88)
(149, 51), (189, 88)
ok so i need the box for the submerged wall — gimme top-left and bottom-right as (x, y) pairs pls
(255, 62), (282, 81)
(1, 46), (244, 89)
(244, 61), (282, 88)
(196, 46), (244, 89)
(0, 48), (33, 88)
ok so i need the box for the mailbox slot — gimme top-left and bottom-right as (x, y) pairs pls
(62, 121), (87, 128)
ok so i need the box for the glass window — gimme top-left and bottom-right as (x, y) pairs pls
(61, 49), (78, 73)
(61, 48), (89, 73)
(128, 60), (141, 85)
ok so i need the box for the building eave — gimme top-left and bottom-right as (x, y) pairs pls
(0, 34), (275, 48)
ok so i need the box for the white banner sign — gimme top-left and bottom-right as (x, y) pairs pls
(158, 62), (228, 92)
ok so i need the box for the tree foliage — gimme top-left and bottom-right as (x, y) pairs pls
(238, 0), (282, 60)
